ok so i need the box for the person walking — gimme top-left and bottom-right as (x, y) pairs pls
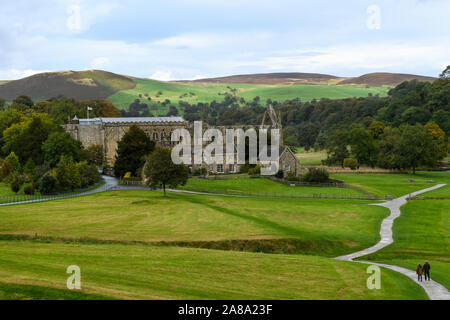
(416, 264), (423, 282)
(423, 262), (431, 281)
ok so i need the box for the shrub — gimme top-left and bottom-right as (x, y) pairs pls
(5, 152), (20, 173)
(77, 161), (101, 187)
(10, 173), (22, 193)
(302, 168), (330, 183)
(248, 165), (261, 176)
(286, 172), (300, 182)
(56, 155), (81, 191)
(39, 173), (57, 195)
(275, 170), (284, 179)
(344, 158), (359, 170)
(0, 159), (12, 182)
(24, 183), (35, 195)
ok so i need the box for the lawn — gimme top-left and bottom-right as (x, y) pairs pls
(108, 78), (388, 112)
(0, 183), (15, 197)
(295, 148), (328, 166)
(332, 172), (450, 198)
(0, 241), (427, 300)
(0, 190), (388, 257)
(179, 175), (366, 198)
(360, 200), (450, 290)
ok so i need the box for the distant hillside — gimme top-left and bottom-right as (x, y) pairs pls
(0, 70), (136, 101)
(183, 72), (340, 85)
(338, 72), (436, 87)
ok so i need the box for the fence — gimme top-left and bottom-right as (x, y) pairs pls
(0, 181), (109, 206)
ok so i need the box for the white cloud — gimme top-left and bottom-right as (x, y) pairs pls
(91, 57), (110, 69)
(0, 69), (50, 80)
(150, 71), (173, 81)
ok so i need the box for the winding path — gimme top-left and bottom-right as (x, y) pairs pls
(335, 184), (450, 300)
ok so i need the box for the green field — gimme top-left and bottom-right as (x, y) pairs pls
(1, 172), (445, 300)
(332, 172), (450, 198)
(361, 200), (450, 290)
(0, 183), (15, 197)
(295, 148), (328, 166)
(108, 78), (388, 112)
(179, 175), (366, 198)
(0, 241), (426, 300)
(0, 190), (388, 257)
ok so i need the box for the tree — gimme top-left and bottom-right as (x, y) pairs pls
(424, 122), (447, 160)
(79, 100), (121, 118)
(56, 155), (81, 191)
(77, 161), (101, 187)
(38, 172), (57, 194)
(114, 125), (155, 178)
(24, 158), (36, 180)
(439, 65), (450, 79)
(42, 132), (81, 167)
(0, 98), (5, 110)
(5, 152), (20, 173)
(143, 146), (189, 197)
(13, 95), (34, 107)
(79, 145), (104, 167)
(324, 129), (350, 167)
(350, 128), (379, 168)
(2, 114), (57, 164)
(397, 124), (440, 174)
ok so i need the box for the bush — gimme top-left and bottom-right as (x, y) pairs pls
(286, 172), (300, 182)
(248, 165), (261, 176)
(56, 155), (81, 191)
(77, 161), (101, 187)
(10, 173), (22, 193)
(302, 168), (330, 183)
(39, 173), (57, 195)
(275, 170), (284, 179)
(24, 183), (35, 195)
(344, 158), (359, 170)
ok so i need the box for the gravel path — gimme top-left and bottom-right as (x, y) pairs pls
(335, 184), (450, 300)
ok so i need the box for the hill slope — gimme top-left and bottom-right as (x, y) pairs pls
(338, 72), (436, 87)
(0, 70), (136, 101)
(184, 72), (340, 85)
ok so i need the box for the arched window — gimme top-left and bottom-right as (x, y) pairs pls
(161, 132), (165, 139)
(153, 132), (159, 140)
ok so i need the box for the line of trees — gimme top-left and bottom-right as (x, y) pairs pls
(0, 96), (108, 195)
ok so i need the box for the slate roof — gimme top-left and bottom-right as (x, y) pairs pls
(78, 117), (185, 125)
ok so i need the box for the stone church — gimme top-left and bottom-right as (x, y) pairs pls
(64, 108), (300, 177)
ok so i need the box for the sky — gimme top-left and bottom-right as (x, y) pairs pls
(0, 0), (449, 81)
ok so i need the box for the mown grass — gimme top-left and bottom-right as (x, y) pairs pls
(332, 172), (450, 198)
(108, 78), (388, 112)
(295, 148), (328, 166)
(179, 175), (366, 198)
(0, 241), (427, 300)
(0, 190), (388, 257)
(360, 200), (450, 290)
(0, 183), (15, 197)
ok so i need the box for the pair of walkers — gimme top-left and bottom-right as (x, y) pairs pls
(416, 262), (431, 282)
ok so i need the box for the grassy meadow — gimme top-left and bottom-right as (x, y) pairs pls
(331, 172), (450, 198)
(0, 241), (427, 300)
(361, 200), (450, 290)
(108, 78), (388, 112)
(0, 190), (388, 257)
(179, 175), (366, 198)
(295, 148), (328, 166)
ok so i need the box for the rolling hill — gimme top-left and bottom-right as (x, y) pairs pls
(0, 70), (136, 101)
(337, 72), (436, 87)
(0, 70), (437, 112)
(183, 72), (340, 85)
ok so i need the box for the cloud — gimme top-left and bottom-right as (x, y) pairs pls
(150, 71), (173, 81)
(0, 69), (50, 80)
(91, 57), (110, 69)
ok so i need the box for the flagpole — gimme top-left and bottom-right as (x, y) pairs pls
(87, 106), (90, 122)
